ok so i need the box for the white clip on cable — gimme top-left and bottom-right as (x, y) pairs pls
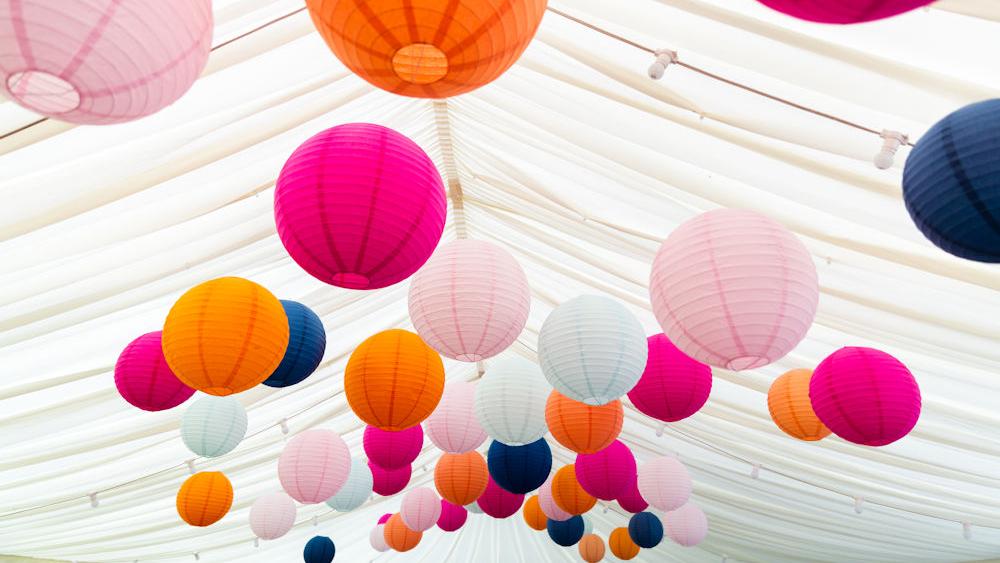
(254, 537), (260, 548)
(874, 130), (908, 170)
(89, 492), (99, 508)
(477, 361), (486, 376)
(854, 496), (864, 514)
(186, 459), (196, 475)
(655, 424), (665, 438)
(750, 463), (761, 480)
(193, 554), (200, 561)
(313, 515), (319, 527)
(963, 521), (972, 540)
(648, 49), (677, 80)
(279, 418), (290, 435)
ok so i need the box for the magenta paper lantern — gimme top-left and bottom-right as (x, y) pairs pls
(437, 500), (468, 532)
(370, 524), (390, 552)
(628, 334), (712, 422)
(278, 429), (351, 504)
(637, 456), (692, 512)
(665, 503), (709, 547)
(649, 209), (818, 371)
(477, 475), (524, 519)
(409, 240), (530, 361)
(377, 513), (392, 525)
(755, 0), (933, 23)
(114, 332), (194, 411)
(809, 347), (921, 446)
(616, 478), (649, 514)
(363, 425), (423, 470)
(401, 487), (442, 532)
(426, 381), (487, 453)
(274, 123), (446, 290)
(249, 492), (297, 541)
(370, 462), (412, 496)
(575, 440), (636, 501)
(538, 475), (572, 521)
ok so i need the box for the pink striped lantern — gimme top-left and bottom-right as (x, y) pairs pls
(649, 209), (818, 371)
(538, 475), (572, 521)
(274, 123), (447, 290)
(637, 456), (692, 512)
(401, 487), (441, 532)
(377, 513), (392, 525)
(114, 332), (194, 411)
(575, 440), (636, 501)
(476, 475), (524, 519)
(0, 0), (212, 124)
(408, 240), (530, 362)
(425, 381), (487, 453)
(665, 503), (709, 547)
(278, 429), (351, 504)
(370, 524), (390, 552)
(810, 347), (921, 446)
(370, 462), (412, 496)
(755, 0), (933, 23)
(616, 478), (649, 514)
(363, 425), (423, 470)
(249, 492), (297, 541)
(436, 500), (468, 532)
(627, 334), (712, 422)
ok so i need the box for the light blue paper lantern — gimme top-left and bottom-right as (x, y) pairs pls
(181, 396), (248, 457)
(582, 514), (594, 535)
(465, 502), (484, 514)
(325, 458), (373, 512)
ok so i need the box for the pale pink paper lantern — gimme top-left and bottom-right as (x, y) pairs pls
(538, 475), (572, 522)
(249, 492), (297, 541)
(649, 209), (818, 371)
(425, 381), (487, 453)
(370, 524), (390, 552)
(371, 462), (412, 496)
(278, 429), (351, 504)
(364, 425), (423, 469)
(401, 487), (442, 532)
(637, 456), (692, 512)
(665, 503), (709, 547)
(408, 240), (530, 361)
(0, 0), (213, 124)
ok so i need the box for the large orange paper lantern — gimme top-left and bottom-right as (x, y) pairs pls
(578, 534), (606, 563)
(176, 472), (233, 527)
(609, 527), (641, 560)
(344, 329), (445, 430)
(435, 451), (489, 506)
(551, 465), (596, 516)
(523, 495), (548, 531)
(546, 391), (623, 454)
(767, 369), (831, 441)
(162, 277), (289, 396)
(384, 513), (422, 552)
(305, 0), (548, 98)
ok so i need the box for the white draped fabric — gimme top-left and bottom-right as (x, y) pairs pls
(1, 0), (999, 562)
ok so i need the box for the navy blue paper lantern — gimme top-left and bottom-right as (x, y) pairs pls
(903, 99), (1000, 263)
(264, 300), (326, 387)
(487, 438), (552, 494)
(547, 515), (585, 547)
(628, 511), (663, 549)
(303, 535), (335, 563)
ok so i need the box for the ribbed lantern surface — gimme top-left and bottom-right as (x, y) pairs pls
(263, 300), (326, 388)
(326, 458), (373, 512)
(401, 487), (442, 532)
(628, 512), (663, 549)
(370, 524), (389, 551)
(303, 536), (336, 563)
(551, 464), (596, 515)
(767, 369), (831, 441)
(278, 429), (351, 504)
(181, 396), (248, 458)
(363, 424), (423, 469)
(538, 475), (571, 521)
(249, 492), (297, 540)
(575, 440), (636, 501)
(371, 462), (412, 496)
(487, 438), (552, 494)
(437, 500), (468, 532)
(114, 331), (194, 411)
(637, 456), (692, 512)
(546, 390), (623, 454)
(579, 534), (606, 563)
(176, 471), (232, 527)
(628, 334), (712, 422)
(665, 502), (709, 547)
(426, 380), (487, 453)
(435, 451), (489, 506)
(384, 513), (422, 552)
(616, 478), (648, 513)
(476, 475), (524, 518)
(547, 515), (585, 547)
(523, 495), (548, 530)
(756, 0), (933, 23)
(474, 356), (550, 445)
(610, 527), (641, 560)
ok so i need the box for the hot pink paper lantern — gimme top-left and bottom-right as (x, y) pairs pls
(278, 429), (351, 504)
(665, 503), (709, 547)
(538, 475), (572, 522)
(401, 487), (441, 532)
(649, 209), (818, 371)
(425, 381), (487, 453)
(249, 492), (297, 540)
(377, 513), (392, 525)
(364, 425), (423, 470)
(114, 332), (194, 411)
(575, 440), (637, 501)
(370, 462), (412, 496)
(616, 478), (649, 514)
(628, 335), (712, 422)
(755, 0), (933, 23)
(637, 456), (692, 512)
(274, 123), (447, 290)
(809, 346), (921, 446)
(476, 475), (524, 519)
(436, 500), (468, 532)
(0, 1), (212, 124)
(408, 240), (530, 361)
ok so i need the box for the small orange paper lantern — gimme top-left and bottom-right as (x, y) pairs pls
(162, 277), (289, 396)
(767, 369), (831, 441)
(435, 451), (489, 506)
(546, 391), (623, 454)
(523, 495), (548, 531)
(345, 329), (445, 431)
(609, 527), (640, 560)
(305, 0), (548, 99)
(578, 534), (606, 563)
(551, 464), (596, 515)
(384, 513), (422, 552)
(176, 471), (233, 527)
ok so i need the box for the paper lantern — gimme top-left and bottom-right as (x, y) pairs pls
(637, 456), (692, 512)
(649, 209), (818, 371)
(114, 332), (194, 411)
(810, 346), (921, 446)
(378, 513), (392, 525)
(767, 369), (831, 441)
(465, 502), (484, 514)
(546, 390), (623, 454)
(538, 475), (573, 521)
(616, 478), (649, 514)
(274, 123), (446, 289)
(435, 451), (489, 506)
(364, 425), (423, 469)
(263, 301), (326, 388)
(474, 356), (550, 445)
(538, 295), (647, 405)
(575, 440), (636, 501)
(326, 458), (373, 512)
(523, 495), (548, 531)
(756, 0), (933, 23)
(305, 0), (547, 98)
(176, 471), (232, 527)
(628, 512), (663, 549)
(628, 334), (712, 422)
(303, 536), (335, 563)
(278, 429), (351, 504)
(180, 396), (248, 458)
(345, 329), (445, 431)
(409, 240), (530, 361)
(370, 525), (390, 552)
(437, 500), (468, 532)
(401, 487), (441, 532)
(547, 515), (585, 547)
(487, 439), (552, 494)
(162, 277), (290, 395)
(0, 0), (212, 124)
(426, 380), (487, 453)
(903, 99), (1000, 263)
(477, 475), (525, 519)
(579, 534), (606, 563)
(609, 527), (641, 560)
(249, 492), (297, 541)
(551, 465), (596, 516)
(665, 503), (709, 547)
(371, 462), (412, 496)
(384, 513), (422, 552)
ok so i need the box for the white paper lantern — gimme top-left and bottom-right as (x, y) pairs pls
(665, 503), (709, 547)
(370, 524), (390, 552)
(181, 396), (248, 457)
(249, 492), (297, 540)
(474, 356), (551, 446)
(637, 456), (692, 512)
(426, 381), (487, 453)
(538, 295), (648, 405)
(325, 458), (373, 512)
(401, 487), (442, 532)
